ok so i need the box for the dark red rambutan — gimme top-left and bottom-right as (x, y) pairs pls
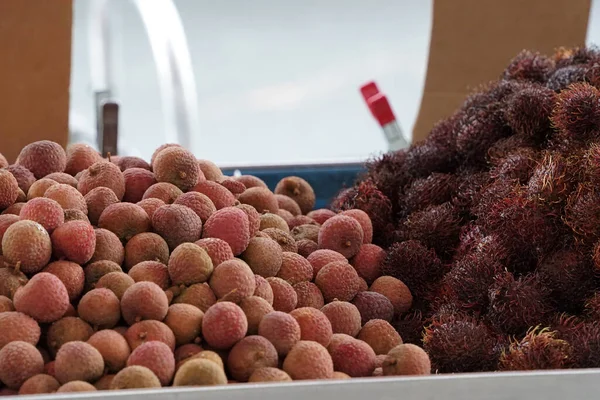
(503, 84), (556, 142)
(330, 180), (393, 245)
(471, 178), (520, 220)
(489, 147), (539, 184)
(526, 151), (571, 209)
(487, 272), (551, 336)
(423, 313), (501, 373)
(451, 170), (491, 214)
(391, 310), (426, 345)
(559, 320), (600, 368)
(452, 224), (486, 262)
(554, 46), (600, 68)
(442, 251), (504, 313)
(550, 82), (600, 140)
(537, 243), (596, 313)
(585, 293), (600, 320)
(564, 183), (600, 242)
(381, 240), (445, 299)
(405, 202), (462, 259)
(582, 143), (600, 186)
(487, 134), (538, 162)
(364, 150), (411, 210)
(498, 327), (571, 371)
(402, 173), (458, 215)
(546, 65), (589, 92)
(503, 50), (555, 84)
(403, 140), (458, 181)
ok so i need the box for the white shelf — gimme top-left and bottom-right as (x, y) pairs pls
(12, 369), (600, 400)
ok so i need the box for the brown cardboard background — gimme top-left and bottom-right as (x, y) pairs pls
(0, 0), (73, 163)
(413, 0), (592, 143)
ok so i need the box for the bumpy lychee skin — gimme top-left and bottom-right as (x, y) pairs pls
(122, 168), (157, 203)
(77, 161), (125, 200)
(262, 228), (298, 253)
(18, 373), (60, 395)
(307, 209), (336, 224)
(352, 291), (394, 325)
(307, 249), (347, 275)
(258, 311), (301, 356)
(54, 341), (104, 384)
(110, 365), (161, 389)
(169, 243), (213, 286)
(19, 197), (64, 233)
(186, 350), (224, 370)
(128, 261), (170, 290)
(46, 317), (93, 357)
(136, 198), (166, 220)
(45, 185), (88, 218)
(192, 180), (236, 210)
(0, 341), (44, 389)
(227, 335), (279, 382)
(240, 296), (274, 335)
(16, 140), (66, 179)
(0, 214), (19, 251)
(174, 344), (203, 364)
(0, 295), (13, 312)
(153, 146), (200, 191)
(1, 202), (24, 216)
(321, 300), (362, 337)
(84, 187), (119, 225)
(90, 228), (125, 265)
(173, 282), (217, 312)
(194, 238), (234, 267)
(152, 204), (203, 250)
(254, 275), (274, 305)
(234, 175), (268, 189)
(0, 169), (19, 210)
(234, 203), (259, 235)
(124, 232), (169, 270)
(84, 260), (122, 290)
(57, 381), (97, 392)
(127, 341), (175, 386)
(87, 329), (131, 373)
(142, 182), (183, 204)
(202, 207), (250, 255)
(78, 288), (121, 329)
(358, 319), (403, 355)
(276, 194), (302, 216)
(124, 320), (176, 351)
(277, 252), (313, 284)
(27, 178), (57, 200)
(2, 220), (51, 273)
(197, 159), (224, 182)
(164, 303), (204, 345)
(99, 203), (151, 242)
(0, 312), (40, 350)
(239, 187), (279, 214)
(209, 259), (256, 303)
(296, 239), (318, 257)
(14, 272), (69, 323)
(329, 338), (377, 377)
(274, 176), (316, 215)
(63, 209), (90, 223)
(277, 209), (294, 225)
(96, 272), (134, 300)
(173, 358), (227, 386)
(294, 281), (325, 309)
(0, 153), (7, 168)
(260, 213), (290, 233)
(315, 261), (361, 303)
(51, 220), (96, 264)
(290, 307), (333, 347)
(318, 215), (364, 258)
(382, 344), (431, 376)
(45, 172), (78, 187)
(7, 164), (36, 194)
(267, 277), (298, 312)
(248, 367), (292, 382)
(121, 281), (169, 325)
(350, 244), (386, 284)
(174, 191), (216, 223)
(283, 341), (333, 380)
(151, 144), (182, 167)
(370, 276), (413, 316)
(340, 209), (373, 244)
(242, 237), (283, 277)
(65, 144), (102, 176)
(202, 302), (248, 350)
(43, 261), (85, 301)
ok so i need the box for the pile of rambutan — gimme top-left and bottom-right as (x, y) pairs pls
(332, 46), (600, 373)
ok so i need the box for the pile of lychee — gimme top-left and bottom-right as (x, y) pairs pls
(0, 140), (427, 396)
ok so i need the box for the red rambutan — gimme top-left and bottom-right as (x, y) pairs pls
(546, 65), (588, 92)
(487, 135), (538, 162)
(402, 173), (458, 215)
(504, 84), (556, 142)
(391, 310), (425, 346)
(404, 202), (462, 259)
(582, 143), (600, 186)
(550, 82), (600, 141)
(451, 170), (491, 214)
(403, 140), (458, 182)
(381, 240), (444, 299)
(423, 313), (501, 373)
(364, 150), (411, 210)
(558, 320), (600, 368)
(585, 293), (600, 320)
(452, 224), (486, 262)
(564, 183), (600, 243)
(554, 46), (600, 68)
(498, 327), (571, 371)
(489, 147), (539, 184)
(487, 272), (551, 336)
(526, 151), (572, 209)
(503, 50), (555, 84)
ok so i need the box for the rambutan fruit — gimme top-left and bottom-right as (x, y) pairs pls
(554, 46), (600, 68)
(486, 272), (551, 336)
(381, 240), (444, 299)
(503, 83), (556, 142)
(546, 65), (588, 92)
(487, 134), (538, 162)
(423, 313), (501, 373)
(526, 151), (571, 209)
(554, 316), (600, 368)
(402, 173), (457, 215)
(582, 143), (600, 186)
(390, 310), (425, 345)
(404, 202), (461, 259)
(403, 140), (458, 181)
(502, 50), (555, 84)
(451, 224), (485, 262)
(550, 82), (600, 141)
(451, 170), (491, 214)
(363, 150), (411, 210)
(564, 183), (600, 243)
(498, 327), (571, 371)
(489, 147), (539, 184)
(585, 293), (600, 320)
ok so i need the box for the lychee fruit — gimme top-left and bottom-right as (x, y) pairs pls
(321, 300), (362, 337)
(19, 197), (64, 233)
(13, 272), (69, 323)
(196, 159), (223, 182)
(307, 249), (347, 275)
(291, 224), (320, 243)
(261, 228), (298, 253)
(0, 169), (19, 210)
(54, 341), (104, 384)
(63, 209), (89, 223)
(78, 288), (121, 329)
(44, 183), (87, 214)
(296, 239), (318, 257)
(164, 304), (204, 345)
(124, 232), (169, 270)
(0, 341), (44, 389)
(0, 312), (40, 350)
(96, 272), (134, 300)
(6, 164), (36, 194)
(109, 365), (161, 389)
(201, 302), (248, 350)
(275, 194), (302, 216)
(45, 172), (78, 187)
(277, 252), (313, 284)
(77, 161), (125, 200)
(123, 168), (157, 203)
(174, 344), (203, 364)
(288, 215), (318, 230)
(168, 243), (213, 286)
(382, 344), (431, 376)
(192, 180), (236, 210)
(227, 335), (278, 382)
(16, 140), (66, 179)
(234, 175), (268, 189)
(128, 261), (170, 290)
(258, 311), (301, 356)
(89, 228), (124, 265)
(26, 178), (57, 200)
(282, 341), (333, 380)
(358, 319), (403, 355)
(84, 187), (119, 225)
(173, 282), (217, 312)
(267, 277), (297, 312)
(194, 238), (234, 267)
(87, 329), (131, 373)
(152, 204), (203, 250)
(294, 281), (325, 309)
(172, 358), (227, 386)
(289, 307), (333, 346)
(248, 367), (292, 382)
(329, 337), (376, 377)
(209, 259), (255, 302)
(174, 192), (216, 223)
(239, 187), (279, 214)
(46, 317), (94, 357)
(315, 261), (361, 302)
(370, 276), (413, 316)
(277, 209), (294, 225)
(352, 291), (394, 325)
(124, 320), (176, 351)
(51, 220), (96, 264)
(186, 350), (224, 370)
(56, 381), (97, 392)
(121, 281), (169, 325)
(254, 275), (274, 305)
(241, 237), (283, 277)
(350, 244), (386, 284)
(126, 340), (175, 386)
(18, 374), (60, 395)
(98, 203), (151, 242)
(42, 261), (85, 301)
(1, 202), (24, 216)
(240, 295), (274, 335)
(340, 209), (373, 244)
(2, 220), (52, 274)
(93, 374), (115, 390)
(142, 182), (182, 204)
(0, 214), (20, 253)
(0, 296), (13, 312)
(65, 144), (102, 176)
(153, 146), (200, 191)
(84, 260), (122, 289)
(318, 215), (364, 258)
(274, 176), (315, 215)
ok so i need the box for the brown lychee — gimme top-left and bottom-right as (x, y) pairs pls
(26, 179), (57, 200)
(275, 194), (302, 216)
(197, 159), (224, 182)
(202, 302), (248, 349)
(0, 312), (40, 350)
(46, 317), (94, 357)
(370, 276), (413, 315)
(128, 260), (170, 290)
(241, 237), (283, 277)
(54, 341), (104, 384)
(382, 344), (431, 376)
(89, 228), (125, 265)
(260, 213), (289, 232)
(98, 203), (151, 242)
(124, 232), (169, 270)
(173, 358), (227, 386)
(282, 341), (333, 380)
(164, 303), (204, 345)
(109, 365), (161, 389)
(77, 161), (125, 200)
(358, 319), (402, 355)
(16, 140), (66, 179)
(329, 338), (376, 377)
(124, 320), (176, 351)
(294, 281), (325, 309)
(296, 239), (318, 257)
(78, 288), (121, 329)
(321, 300), (362, 337)
(87, 329), (131, 372)
(84, 187), (119, 225)
(173, 282), (217, 312)
(18, 374), (60, 395)
(168, 243), (213, 286)
(96, 272), (134, 300)
(152, 204), (203, 250)
(274, 177), (315, 215)
(121, 281), (169, 325)
(2, 220), (52, 274)
(227, 335), (278, 382)
(153, 146), (200, 191)
(267, 277), (297, 312)
(209, 259), (255, 302)
(65, 144), (102, 176)
(248, 367), (292, 382)
(14, 272), (69, 323)
(142, 182), (183, 204)
(261, 228), (298, 253)
(240, 296), (274, 334)
(307, 249), (347, 275)
(258, 311), (301, 356)
(239, 187), (279, 214)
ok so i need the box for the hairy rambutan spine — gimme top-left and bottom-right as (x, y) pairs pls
(550, 82), (600, 141)
(489, 147), (539, 184)
(404, 202), (462, 259)
(503, 83), (556, 142)
(391, 310), (426, 346)
(402, 173), (458, 215)
(498, 327), (571, 371)
(503, 50), (555, 84)
(564, 183), (600, 243)
(527, 151), (571, 209)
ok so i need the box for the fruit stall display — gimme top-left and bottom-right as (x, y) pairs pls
(2, 46), (600, 399)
